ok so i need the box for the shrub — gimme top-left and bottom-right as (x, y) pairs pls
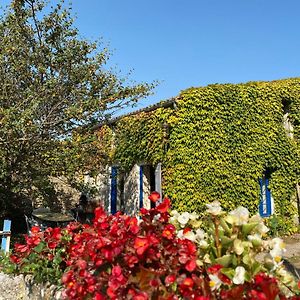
(4, 195), (300, 299)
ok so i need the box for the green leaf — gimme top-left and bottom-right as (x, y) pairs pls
(221, 267), (235, 279)
(33, 242), (46, 253)
(242, 223), (258, 236)
(214, 254), (233, 267)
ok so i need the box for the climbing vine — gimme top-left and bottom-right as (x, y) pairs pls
(98, 78), (300, 234)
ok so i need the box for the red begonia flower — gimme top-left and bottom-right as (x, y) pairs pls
(207, 264), (223, 273)
(162, 224), (176, 239)
(181, 277), (194, 288)
(156, 198), (171, 213)
(148, 191), (160, 203)
(185, 259), (197, 272)
(31, 226), (40, 234)
(134, 236), (150, 255)
(165, 274), (176, 285)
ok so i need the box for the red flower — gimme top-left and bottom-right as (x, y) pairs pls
(207, 264), (223, 273)
(76, 259), (87, 270)
(107, 287), (116, 298)
(10, 255), (21, 264)
(124, 254), (139, 267)
(93, 293), (106, 300)
(220, 286), (243, 299)
(94, 207), (106, 221)
(248, 290), (267, 300)
(134, 236), (150, 255)
(183, 227), (191, 234)
(31, 226), (40, 234)
(148, 191), (161, 203)
(181, 277), (194, 289)
(14, 243), (29, 253)
(185, 259), (197, 272)
(162, 224), (176, 239)
(140, 208), (149, 215)
(156, 198), (171, 213)
(165, 274), (176, 285)
(126, 217), (140, 234)
(219, 273), (231, 285)
(133, 292), (149, 300)
(150, 279), (159, 287)
(47, 241), (58, 249)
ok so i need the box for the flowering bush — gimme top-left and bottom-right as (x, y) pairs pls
(169, 200), (300, 297)
(4, 195), (300, 299)
(8, 226), (73, 284)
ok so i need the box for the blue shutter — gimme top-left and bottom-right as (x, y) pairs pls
(139, 165), (143, 209)
(1, 219), (11, 253)
(259, 177), (272, 217)
(111, 167), (118, 215)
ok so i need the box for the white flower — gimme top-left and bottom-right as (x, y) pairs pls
(269, 238), (285, 250)
(228, 206), (249, 225)
(177, 212), (191, 226)
(248, 233), (262, 246)
(177, 230), (184, 239)
(248, 215), (269, 234)
(233, 239), (244, 255)
(209, 274), (222, 290)
(233, 266), (246, 285)
(267, 238), (286, 270)
(153, 213), (161, 222)
(249, 214), (262, 223)
(270, 246), (285, 264)
(190, 219), (202, 228)
(203, 253), (211, 263)
(206, 201), (222, 216)
(198, 239), (208, 249)
(195, 229), (206, 240)
(189, 212), (199, 220)
(256, 222), (269, 235)
(169, 210), (180, 224)
(183, 230), (196, 242)
(170, 210), (180, 218)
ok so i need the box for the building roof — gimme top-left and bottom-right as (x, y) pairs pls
(92, 96), (179, 130)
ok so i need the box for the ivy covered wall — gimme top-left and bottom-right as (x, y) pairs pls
(98, 78), (300, 233)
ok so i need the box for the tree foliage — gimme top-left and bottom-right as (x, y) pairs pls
(0, 0), (155, 219)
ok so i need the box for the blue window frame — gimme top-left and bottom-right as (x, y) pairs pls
(139, 165), (143, 209)
(259, 176), (273, 217)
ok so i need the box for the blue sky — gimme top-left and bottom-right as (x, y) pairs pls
(1, 0), (300, 112)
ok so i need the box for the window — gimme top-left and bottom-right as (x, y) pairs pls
(259, 170), (274, 217)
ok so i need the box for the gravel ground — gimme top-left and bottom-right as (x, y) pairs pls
(283, 233), (300, 268)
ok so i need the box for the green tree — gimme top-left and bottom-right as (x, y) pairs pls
(0, 0), (155, 221)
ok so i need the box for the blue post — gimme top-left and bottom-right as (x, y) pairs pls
(111, 167), (118, 215)
(139, 165), (143, 209)
(259, 177), (272, 217)
(1, 219), (11, 253)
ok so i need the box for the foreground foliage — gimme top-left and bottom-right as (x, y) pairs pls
(3, 195), (300, 299)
